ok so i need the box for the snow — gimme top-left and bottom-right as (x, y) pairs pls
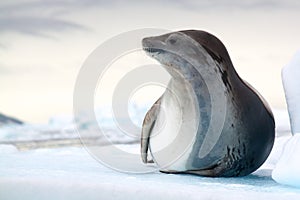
(272, 50), (300, 188)
(0, 102), (299, 198)
(1, 144), (300, 200)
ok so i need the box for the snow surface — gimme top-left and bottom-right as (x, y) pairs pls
(0, 103), (299, 199)
(1, 143), (300, 200)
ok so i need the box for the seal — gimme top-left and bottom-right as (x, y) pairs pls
(141, 30), (275, 177)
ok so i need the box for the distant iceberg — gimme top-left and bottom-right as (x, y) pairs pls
(0, 113), (23, 126)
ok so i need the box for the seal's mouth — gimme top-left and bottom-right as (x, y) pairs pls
(143, 47), (165, 55)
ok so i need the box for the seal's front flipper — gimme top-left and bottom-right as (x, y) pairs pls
(141, 97), (161, 164)
(184, 162), (228, 177)
(159, 170), (181, 174)
(160, 164), (221, 177)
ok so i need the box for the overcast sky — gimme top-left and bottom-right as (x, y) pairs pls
(1, 0), (300, 122)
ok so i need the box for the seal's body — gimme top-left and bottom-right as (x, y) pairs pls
(141, 30), (275, 177)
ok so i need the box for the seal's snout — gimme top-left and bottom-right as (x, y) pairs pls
(142, 37), (164, 54)
(142, 38), (152, 53)
(142, 37), (153, 49)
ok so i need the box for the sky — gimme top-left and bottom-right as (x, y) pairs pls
(1, 0), (300, 123)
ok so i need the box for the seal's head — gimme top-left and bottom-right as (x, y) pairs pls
(142, 30), (233, 79)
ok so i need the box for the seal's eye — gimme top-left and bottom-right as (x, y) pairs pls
(168, 38), (176, 45)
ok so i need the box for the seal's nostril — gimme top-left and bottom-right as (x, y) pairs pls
(142, 37), (151, 48)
